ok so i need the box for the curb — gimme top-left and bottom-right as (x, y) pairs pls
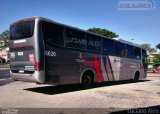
(0, 68), (10, 70)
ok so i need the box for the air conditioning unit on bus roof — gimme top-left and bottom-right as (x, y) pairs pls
(119, 38), (133, 44)
(112, 37), (119, 40)
(119, 38), (141, 47)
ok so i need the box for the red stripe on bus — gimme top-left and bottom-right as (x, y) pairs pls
(10, 45), (33, 49)
(94, 55), (104, 82)
(107, 57), (115, 81)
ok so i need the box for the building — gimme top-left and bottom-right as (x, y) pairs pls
(148, 52), (160, 68)
(0, 38), (9, 61)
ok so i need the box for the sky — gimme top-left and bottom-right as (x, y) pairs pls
(0, 0), (160, 48)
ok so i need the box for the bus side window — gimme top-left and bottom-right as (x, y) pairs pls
(115, 42), (125, 57)
(135, 47), (141, 59)
(87, 34), (102, 53)
(66, 28), (86, 50)
(123, 49), (128, 58)
(42, 22), (64, 46)
(103, 38), (115, 55)
(126, 44), (135, 58)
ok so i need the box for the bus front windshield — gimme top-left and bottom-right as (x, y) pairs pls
(10, 20), (35, 40)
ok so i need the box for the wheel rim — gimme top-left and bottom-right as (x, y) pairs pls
(83, 75), (91, 85)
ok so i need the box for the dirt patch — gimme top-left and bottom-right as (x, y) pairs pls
(134, 89), (145, 92)
(156, 92), (160, 95)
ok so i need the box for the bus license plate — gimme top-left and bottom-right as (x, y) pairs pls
(19, 70), (24, 73)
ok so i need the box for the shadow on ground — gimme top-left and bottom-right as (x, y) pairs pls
(24, 79), (150, 95)
(110, 105), (160, 114)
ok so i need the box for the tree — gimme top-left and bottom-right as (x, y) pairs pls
(156, 43), (160, 50)
(152, 54), (160, 67)
(87, 27), (119, 38)
(0, 30), (9, 49)
(140, 44), (157, 53)
(0, 30), (9, 39)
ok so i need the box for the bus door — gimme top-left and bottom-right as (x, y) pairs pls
(142, 49), (148, 78)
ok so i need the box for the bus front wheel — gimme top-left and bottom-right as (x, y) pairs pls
(134, 71), (140, 81)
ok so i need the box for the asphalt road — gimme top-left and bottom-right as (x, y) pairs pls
(0, 69), (13, 86)
(0, 69), (10, 79)
(0, 70), (160, 114)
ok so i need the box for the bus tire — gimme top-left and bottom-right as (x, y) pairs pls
(134, 71), (140, 81)
(81, 71), (94, 88)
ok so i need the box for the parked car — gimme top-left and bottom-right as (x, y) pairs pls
(147, 67), (155, 73)
(153, 66), (160, 73)
(148, 66), (160, 73)
(0, 57), (6, 63)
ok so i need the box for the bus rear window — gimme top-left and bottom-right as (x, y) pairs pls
(10, 21), (35, 40)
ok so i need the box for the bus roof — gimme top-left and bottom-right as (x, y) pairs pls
(10, 16), (145, 50)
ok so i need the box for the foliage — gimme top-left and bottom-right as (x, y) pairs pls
(0, 30), (9, 39)
(156, 43), (160, 50)
(152, 54), (160, 67)
(140, 44), (157, 53)
(87, 27), (119, 38)
(0, 30), (9, 49)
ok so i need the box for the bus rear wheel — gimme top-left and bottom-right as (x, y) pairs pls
(81, 72), (94, 88)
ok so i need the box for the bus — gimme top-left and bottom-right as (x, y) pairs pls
(9, 17), (148, 86)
